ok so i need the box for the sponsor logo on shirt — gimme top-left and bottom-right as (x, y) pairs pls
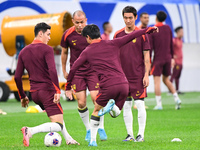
(95, 83), (99, 89)
(132, 38), (137, 43)
(136, 91), (141, 96)
(72, 40), (77, 45)
(72, 84), (76, 90)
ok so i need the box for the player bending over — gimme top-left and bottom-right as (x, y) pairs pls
(15, 22), (79, 147)
(60, 10), (107, 141)
(65, 24), (157, 146)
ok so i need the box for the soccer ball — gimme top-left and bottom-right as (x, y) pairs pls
(44, 132), (62, 147)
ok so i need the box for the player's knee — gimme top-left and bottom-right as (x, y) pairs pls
(163, 75), (169, 83)
(77, 99), (86, 109)
(56, 122), (63, 130)
(123, 101), (132, 109)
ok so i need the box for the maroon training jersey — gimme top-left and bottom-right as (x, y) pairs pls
(15, 40), (60, 99)
(151, 22), (173, 62)
(66, 28), (154, 90)
(114, 26), (150, 81)
(60, 26), (91, 75)
(173, 37), (183, 65)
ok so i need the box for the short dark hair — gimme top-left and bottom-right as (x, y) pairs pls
(122, 6), (137, 17)
(174, 26), (183, 33)
(103, 21), (109, 31)
(72, 10), (86, 18)
(81, 24), (101, 39)
(34, 22), (51, 37)
(140, 12), (148, 18)
(156, 11), (167, 22)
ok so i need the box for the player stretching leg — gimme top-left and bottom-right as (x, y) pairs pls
(114, 6), (150, 142)
(60, 10), (107, 142)
(15, 23), (79, 147)
(65, 24), (158, 146)
(150, 11), (181, 110)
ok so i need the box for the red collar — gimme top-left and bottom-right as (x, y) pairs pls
(155, 22), (164, 27)
(91, 39), (102, 44)
(134, 26), (140, 30)
(32, 39), (43, 44)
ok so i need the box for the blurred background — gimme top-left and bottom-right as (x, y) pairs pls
(0, 0), (199, 102)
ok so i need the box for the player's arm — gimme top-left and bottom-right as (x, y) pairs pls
(170, 29), (175, 68)
(61, 47), (69, 80)
(65, 51), (87, 99)
(143, 34), (151, 87)
(112, 27), (157, 48)
(14, 54), (29, 107)
(143, 50), (150, 88)
(45, 47), (61, 103)
(172, 38), (177, 59)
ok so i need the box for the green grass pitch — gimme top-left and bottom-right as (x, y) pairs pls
(0, 92), (200, 150)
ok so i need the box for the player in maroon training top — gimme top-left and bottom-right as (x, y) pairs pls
(15, 22), (79, 147)
(101, 22), (113, 40)
(138, 12), (149, 29)
(150, 11), (181, 110)
(114, 6), (150, 142)
(60, 10), (107, 142)
(65, 24), (157, 146)
(170, 26), (184, 94)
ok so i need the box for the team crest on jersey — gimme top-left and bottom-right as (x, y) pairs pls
(72, 84), (76, 90)
(132, 38), (137, 43)
(72, 40), (77, 45)
(95, 83), (99, 89)
(136, 91), (141, 97)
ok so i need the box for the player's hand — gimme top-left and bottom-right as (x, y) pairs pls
(143, 74), (149, 88)
(63, 72), (69, 80)
(146, 26), (158, 34)
(171, 58), (175, 68)
(53, 93), (60, 104)
(66, 90), (73, 100)
(21, 96), (29, 108)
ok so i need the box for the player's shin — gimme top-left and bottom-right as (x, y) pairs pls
(29, 122), (62, 135)
(109, 104), (121, 118)
(123, 98), (133, 137)
(173, 92), (180, 102)
(61, 121), (73, 141)
(90, 115), (100, 142)
(135, 100), (146, 138)
(155, 95), (162, 107)
(98, 115), (104, 129)
(78, 107), (90, 131)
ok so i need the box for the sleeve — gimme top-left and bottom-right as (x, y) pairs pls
(112, 27), (154, 48)
(172, 38), (176, 54)
(60, 31), (69, 48)
(45, 47), (61, 94)
(170, 28), (174, 58)
(14, 54), (26, 99)
(101, 34), (105, 40)
(142, 34), (151, 51)
(65, 50), (88, 90)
